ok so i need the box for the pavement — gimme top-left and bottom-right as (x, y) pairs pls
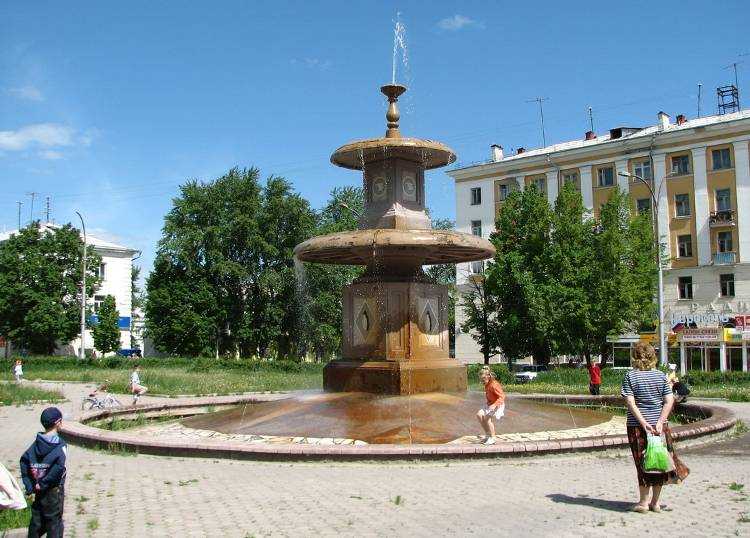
(1, 382), (749, 537)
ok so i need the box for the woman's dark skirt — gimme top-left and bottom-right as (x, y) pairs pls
(627, 424), (690, 487)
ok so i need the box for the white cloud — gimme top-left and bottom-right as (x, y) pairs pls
(437, 15), (481, 31)
(39, 150), (63, 160)
(291, 57), (332, 71)
(0, 123), (75, 151)
(7, 85), (44, 102)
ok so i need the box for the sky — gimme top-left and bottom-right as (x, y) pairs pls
(1, 0), (748, 284)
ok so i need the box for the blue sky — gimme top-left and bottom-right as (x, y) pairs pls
(1, 1), (748, 283)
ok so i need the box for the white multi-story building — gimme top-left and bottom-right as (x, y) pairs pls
(449, 110), (750, 373)
(0, 223), (140, 356)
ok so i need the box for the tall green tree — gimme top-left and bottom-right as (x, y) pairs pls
(92, 295), (121, 354)
(427, 217), (458, 353)
(145, 167), (316, 358)
(0, 223), (100, 354)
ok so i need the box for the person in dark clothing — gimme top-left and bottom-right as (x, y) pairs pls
(20, 407), (67, 538)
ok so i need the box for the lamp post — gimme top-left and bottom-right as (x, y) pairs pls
(618, 171), (668, 366)
(75, 211), (87, 360)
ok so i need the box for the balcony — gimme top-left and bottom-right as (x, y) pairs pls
(713, 251), (737, 265)
(709, 209), (736, 227)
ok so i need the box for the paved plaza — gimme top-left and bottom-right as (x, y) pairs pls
(2, 382), (749, 537)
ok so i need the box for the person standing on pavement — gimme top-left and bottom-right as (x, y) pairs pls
(20, 407), (67, 538)
(621, 343), (689, 513)
(476, 367), (505, 445)
(587, 359), (601, 395)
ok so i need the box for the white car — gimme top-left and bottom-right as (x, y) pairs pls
(513, 365), (548, 383)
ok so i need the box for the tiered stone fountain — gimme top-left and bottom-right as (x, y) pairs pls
(294, 84), (494, 394)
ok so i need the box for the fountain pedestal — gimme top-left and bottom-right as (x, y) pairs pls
(324, 277), (467, 394)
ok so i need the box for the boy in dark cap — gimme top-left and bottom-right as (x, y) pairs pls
(20, 407), (67, 538)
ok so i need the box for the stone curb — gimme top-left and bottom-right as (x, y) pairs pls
(59, 394), (737, 462)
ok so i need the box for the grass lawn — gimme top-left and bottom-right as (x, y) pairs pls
(0, 383), (65, 406)
(0, 507), (30, 531)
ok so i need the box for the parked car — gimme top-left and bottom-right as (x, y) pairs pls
(117, 348), (142, 358)
(513, 364), (548, 383)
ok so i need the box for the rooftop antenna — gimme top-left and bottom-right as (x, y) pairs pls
(697, 83), (702, 117)
(527, 97), (549, 147)
(587, 106), (595, 132)
(45, 196), (51, 223)
(16, 201), (22, 229)
(724, 59), (742, 109)
(26, 192), (38, 225)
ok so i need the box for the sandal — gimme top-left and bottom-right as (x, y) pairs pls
(631, 504), (649, 513)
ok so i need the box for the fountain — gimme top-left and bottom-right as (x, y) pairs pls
(294, 83), (494, 394)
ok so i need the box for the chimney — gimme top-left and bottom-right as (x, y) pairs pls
(516, 147), (525, 155)
(585, 130), (597, 140)
(490, 144), (504, 162)
(657, 111), (670, 130)
(676, 114), (687, 125)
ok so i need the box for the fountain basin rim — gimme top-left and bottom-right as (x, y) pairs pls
(331, 137), (456, 170)
(294, 229), (495, 265)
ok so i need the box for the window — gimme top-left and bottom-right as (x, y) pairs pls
(633, 160), (652, 181)
(636, 198), (652, 215)
(677, 235), (693, 258)
(532, 177), (545, 193)
(712, 148), (732, 170)
(498, 183), (509, 201)
(471, 260), (485, 274)
(470, 187), (482, 205)
(678, 277), (693, 300)
(597, 166), (614, 187)
(674, 193), (691, 217)
(93, 295), (106, 313)
(95, 263), (106, 280)
(716, 189), (731, 211)
(671, 155), (690, 175)
(471, 220), (482, 237)
(720, 273), (735, 297)
(718, 231), (733, 252)
(563, 172), (578, 185)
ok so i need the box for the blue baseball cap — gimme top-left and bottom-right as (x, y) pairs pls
(40, 407), (63, 428)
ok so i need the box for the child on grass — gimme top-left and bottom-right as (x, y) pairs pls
(20, 407), (67, 538)
(13, 359), (23, 383)
(476, 366), (506, 445)
(130, 364), (148, 405)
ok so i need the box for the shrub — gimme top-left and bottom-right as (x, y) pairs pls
(466, 363), (513, 385)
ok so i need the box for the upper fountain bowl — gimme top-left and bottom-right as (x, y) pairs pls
(331, 137), (456, 171)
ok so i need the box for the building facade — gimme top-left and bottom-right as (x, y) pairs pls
(449, 110), (750, 373)
(0, 223), (139, 356)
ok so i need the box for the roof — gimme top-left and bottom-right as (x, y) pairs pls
(0, 223), (139, 254)
(451, 109), (750, 172)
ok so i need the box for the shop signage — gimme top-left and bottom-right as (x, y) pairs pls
(680, 328), (722, 342)
(671, 312), (730, 326)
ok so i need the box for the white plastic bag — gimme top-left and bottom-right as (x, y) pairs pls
(0, 462), (27, 510)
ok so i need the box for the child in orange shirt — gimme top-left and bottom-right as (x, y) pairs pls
(477, 366), (505, 445)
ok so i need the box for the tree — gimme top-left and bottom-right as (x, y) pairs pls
(459, 272), (496, 364)
(131, 266), (144, 310)
(426, 217), (458, 352)
(92, 295), (121, 354)
(145, 167), (317, 358)
(0, 223), (100, 354)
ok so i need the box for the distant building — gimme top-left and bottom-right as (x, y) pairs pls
(0, 223), (140, 356)
(449, 110), (750, 373)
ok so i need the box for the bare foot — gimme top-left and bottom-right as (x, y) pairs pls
(631, 504), (649, 513)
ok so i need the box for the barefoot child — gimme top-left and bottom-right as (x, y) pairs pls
(129, 364), (148, 405)
(20, 407), (67, 538)
(476, 367), (505, 445)
(13, 359), (23, 383)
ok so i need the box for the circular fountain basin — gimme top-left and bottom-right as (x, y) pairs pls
(331, 137), (455, 170)
(294, 229), (495, 265)
(181, 391), (610, 444)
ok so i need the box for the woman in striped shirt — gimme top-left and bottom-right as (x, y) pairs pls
(621, 343), (689, 513)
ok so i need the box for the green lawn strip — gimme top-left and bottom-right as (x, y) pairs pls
(0, 507), (31, 531)
(0, 383), (65, 406)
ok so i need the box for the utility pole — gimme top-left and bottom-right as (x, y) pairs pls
(527, 97), (549, 147)
(75, 211), (87, 359)
(16, 201), (22, 229)
(45, 196), (51, 223)
(697, 83), (702, 117)
(27, 192), (38, 225)
(588, 106), (595, 133)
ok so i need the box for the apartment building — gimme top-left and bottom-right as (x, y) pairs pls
(448, 110), (750, 373)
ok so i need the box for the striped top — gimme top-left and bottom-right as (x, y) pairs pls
(620, 369), (671, 427)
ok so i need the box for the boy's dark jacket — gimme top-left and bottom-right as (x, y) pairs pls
(20, 433), (67, 494)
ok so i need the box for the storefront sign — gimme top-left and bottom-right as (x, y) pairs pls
(671, 312), (730, 326)
(680, 328), (723, 342)
(736, 315), (749, 330)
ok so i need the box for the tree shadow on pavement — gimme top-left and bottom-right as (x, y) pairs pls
(546, 493), (632, 512)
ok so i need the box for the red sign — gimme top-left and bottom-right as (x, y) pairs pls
(736, 315), (747, 330)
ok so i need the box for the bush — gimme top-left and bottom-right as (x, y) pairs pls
(683, 371), (750, 386)
(466, 363), (513, 385)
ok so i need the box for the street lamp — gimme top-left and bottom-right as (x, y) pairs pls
(618, 171), (668, 366)
(75, 211), (87, 360)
